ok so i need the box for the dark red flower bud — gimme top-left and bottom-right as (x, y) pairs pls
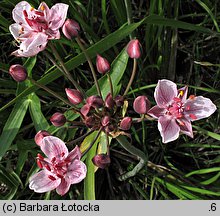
(34, 130), (51, 146)
(114, 95), (124, 107)
(80, 104), (92, 117)
(62, 19), (80, 39)
(126, 39), (141, 59)
(86, 95), (103, 108)
(92, 154), (111, 169)
(9, 64), (27, 82)
(105, 93), (115, 109)
(50, 112), (66, 127)
(65, 88), (83, 105)
(96, 54), (110, 74)
(84, 116), (95, 128)
(133, 96), (151, 114)
(120, 117), (132, 131)
(101, 116), (110, 127)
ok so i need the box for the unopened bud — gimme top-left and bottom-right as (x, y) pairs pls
(96, 54), (110, 74)
(133, 96), (151, 114)
(86, 95), (103, 108)
(101, 116), (110, 127)
(80, 104), (92, 117)
(34, 130), (51, 146)
(65, 88), (83, 105)
(62, 19), (80, 39)
(84, 116), (95, 128)
(50, 112), (66, 127)
(92, 154), (111, 169)
(105, 93), (115, 109)
(115, 95), (124, 107)
(9, 64), (27, 82)
(126, 39), (141, 59)
(120, 117), (132, 131)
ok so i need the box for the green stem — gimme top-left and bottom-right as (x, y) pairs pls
(49, 43), (85, 96)
(27, 77), (79, 112)
(75, 36), (102, 99)
(107, 73), (114, 97)
(67, 130), (94, 145)
(123, 58), (137, 96)
(124, 0), (133, 39)
(116, 135), (147, 181)
(44, 50), (65, 75)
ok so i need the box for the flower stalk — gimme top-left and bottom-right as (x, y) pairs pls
(75, 36), (102, 99)
(27, 77), (79, 112)
(123, 58), (137, 96)
(116, 135), (147, 181)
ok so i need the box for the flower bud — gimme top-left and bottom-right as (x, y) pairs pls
(50, 112), (66, 127)
(62, 19), (80, 39)
(86, 95), (103, 108)
(105, 93), (115, 109)
(96, 54), (110, 74)
(133, 96), (151, 114)
(115, 95), (124, 107)
(120, 117), (132, 131)
(126, 39), (141, 59)
(84, 116), (95, 128)
(80, 104), (92, 117)
(101, 116), (110, 127)
(9, 64), (27, 82)
(34, 130), (51, 146)
(65, 88), (83, 105)
(92, 154), (111, 169)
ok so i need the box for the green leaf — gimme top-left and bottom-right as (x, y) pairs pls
(29, 93), (49, 132)
(83, 131), (99, 200)
(0, 99), (30, 160)
(193, 126), (220, 141)
(155, 177), (201, 199)
(185, 167), (220, 177)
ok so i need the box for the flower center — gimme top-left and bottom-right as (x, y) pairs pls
(167, 97), (184, 119)
(36, 153), (69, 180)
(23, 9), (48, 32)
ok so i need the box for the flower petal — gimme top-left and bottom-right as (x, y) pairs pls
(184, 96), (217, 121)
(158, 116), (180, 143)
(38, 2), (50, 20)
(56, 178), (71, 196)
(14, 32), (48, 57)
(66, 160), (87, 184)
(178, 118), (193, 138)
(29, 170), (61, 193)
(178, 86), (188, 102)
(147, 105), (166, 119)
(41, 136), (69, 161)
(9, 23), (22, 40)
(49, 3), (69, 30)
(12, 1), (32, 25)
(66, 146), (81, 162)
(155, 79), (178, 107)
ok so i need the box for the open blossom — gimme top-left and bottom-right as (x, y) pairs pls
(148, 79), (216, 143)
(29, 136), (87, 196)
(9, 1), (68, 57)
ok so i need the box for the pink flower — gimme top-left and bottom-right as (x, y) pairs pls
(9, 1), (68, 57)
(148, 79), (217, 143)
(29, 136), (87, 196)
